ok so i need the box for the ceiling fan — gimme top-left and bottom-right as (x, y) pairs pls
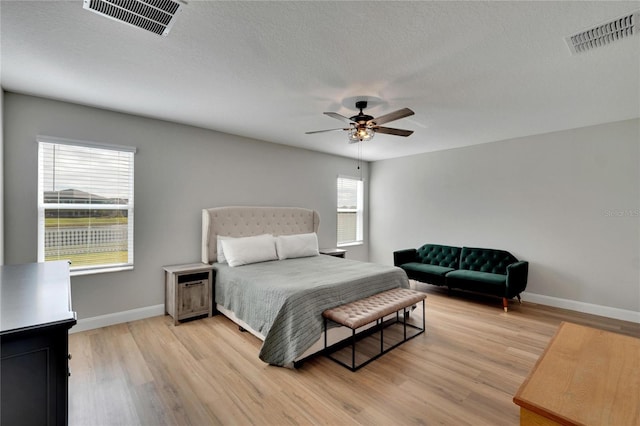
(306, 101), (415, 143)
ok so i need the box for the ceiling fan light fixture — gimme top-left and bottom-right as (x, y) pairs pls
(348, 126), (375, 143)
(306, 100), (414, 143)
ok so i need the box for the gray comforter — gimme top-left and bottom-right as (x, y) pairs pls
(213, 255), (409, 366)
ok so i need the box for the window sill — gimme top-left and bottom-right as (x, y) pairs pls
(337, 242), (364, 248)
(70, 265), (134, 277)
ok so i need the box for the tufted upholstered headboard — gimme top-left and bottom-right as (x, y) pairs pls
(201, 206), (320, 264)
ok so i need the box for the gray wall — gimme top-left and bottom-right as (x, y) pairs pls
(0, 90), (3, 265)
(370, 119), (640, 312)
(3, 92), (369, 319)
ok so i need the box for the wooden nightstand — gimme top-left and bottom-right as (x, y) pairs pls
(164, 263), (214, 325)
(319, 248), (347, 258)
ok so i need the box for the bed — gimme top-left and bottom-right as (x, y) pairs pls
(202, 206), (410, 367)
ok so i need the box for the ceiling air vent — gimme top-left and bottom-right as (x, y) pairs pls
(565, 10), (639, 54)
(83, 0), (184, 36)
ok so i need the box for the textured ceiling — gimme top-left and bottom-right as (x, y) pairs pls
(1, 1), (639, 161)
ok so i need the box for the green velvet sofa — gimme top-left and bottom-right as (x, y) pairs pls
(394, 244), (528, 312)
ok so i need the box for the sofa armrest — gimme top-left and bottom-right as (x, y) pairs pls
(393, 249), (417, 266)
(506, 261), (529, 297)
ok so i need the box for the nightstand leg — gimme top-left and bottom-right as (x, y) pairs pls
(164, 271), (169, 316)
(174, 274), (178, 325)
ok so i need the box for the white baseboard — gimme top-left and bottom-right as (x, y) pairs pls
(70, 293), (640, 334)
(522, 292), (640, 324)
(71, 304), (165, 333)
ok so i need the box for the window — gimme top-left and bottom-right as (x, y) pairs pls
(337, 176), (363, 246)
(37, 137), (135, 275)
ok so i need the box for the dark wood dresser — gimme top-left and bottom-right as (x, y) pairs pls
(1, 261), (76, 426)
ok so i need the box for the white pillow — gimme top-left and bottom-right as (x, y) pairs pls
(275, 233), (319, 260)
(216, 235), (234, 263)
(221, 234), (278, 267)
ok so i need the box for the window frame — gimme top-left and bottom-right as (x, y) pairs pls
(336, 175), (364, 247)
(37, 136), (136, 276)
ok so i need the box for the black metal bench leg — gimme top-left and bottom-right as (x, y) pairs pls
(351, 328), (356, 371)
(380, 318), (384, 355)
(324, 317), (327, 349)
(403, 307), (407, 340)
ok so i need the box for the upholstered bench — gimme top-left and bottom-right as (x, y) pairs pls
(322, 288), (427, 371)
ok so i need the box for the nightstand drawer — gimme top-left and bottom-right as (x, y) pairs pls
(178, 278), (210, 318)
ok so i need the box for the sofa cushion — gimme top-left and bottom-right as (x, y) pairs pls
(416, 244), (461, 268)
(400, 262), (454, 286)
(459, 247), (518, 274)
(446, 269), (506, 286)
(401, 262), (455, 277)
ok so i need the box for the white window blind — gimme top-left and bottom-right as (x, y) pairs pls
(337, 176), (363, 246)
(37, 137), (135, 275)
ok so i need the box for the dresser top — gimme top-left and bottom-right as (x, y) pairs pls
(514, 321), (640, 425)
(1, 261), (76, 335)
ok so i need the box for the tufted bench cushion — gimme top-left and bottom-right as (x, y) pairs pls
(323, 288), (426, 329)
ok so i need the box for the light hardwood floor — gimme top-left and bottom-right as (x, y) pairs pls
(69, 283), (640, 426)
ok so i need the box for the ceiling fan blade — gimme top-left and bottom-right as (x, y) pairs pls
(305, 128), (349, 134)
(369, 108), (415, 126)
(374, 126), (414, 137)
(324, 112), (355, 124)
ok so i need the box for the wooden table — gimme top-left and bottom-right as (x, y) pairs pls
(513, 321), (640, 425)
